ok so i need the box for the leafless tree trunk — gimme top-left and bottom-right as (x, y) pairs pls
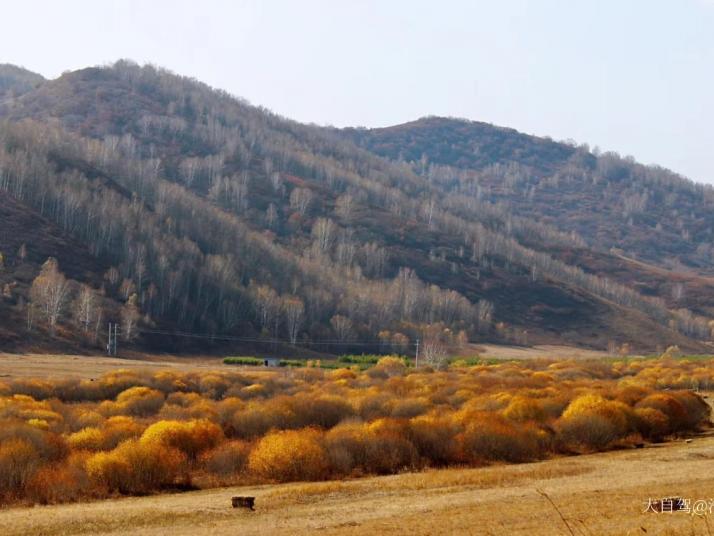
(283, 296), (304, 344)
(30, 258), (70, 334)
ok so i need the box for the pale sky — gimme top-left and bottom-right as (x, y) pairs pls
(1, 0), (713, 183)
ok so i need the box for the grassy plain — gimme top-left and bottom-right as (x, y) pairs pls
(0, 344), (611, 381)
(1, 428), (713, 535)
(0, 353), (226, 380)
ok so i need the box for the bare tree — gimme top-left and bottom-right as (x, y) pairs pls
(290, 187), (313, 216)
(335, 229), (356, 266)
(361, 242), (388, 278)
(178, 157), (199, 187)
(335, 194), (355, 219)
(266, 203), (279, 229)
(330, 314), (353, 342)
(477, 299), (494, 331)
(121, 293), (141, 341)
(311, 218), (336, 254)
(283, 296), (304, 344)
(73, 284), (98, 334)
(421, 338), (449, 369)
(30, 258), (70, 334)
(252, 284), (280, 336)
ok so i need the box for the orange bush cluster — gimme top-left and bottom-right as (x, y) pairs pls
(0, 356), (710, 505)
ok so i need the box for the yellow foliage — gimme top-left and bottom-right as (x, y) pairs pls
(0, 438), (40, 494)
(140, 419), (223, 459)
(27, 419), (49, 430)
(86, 439), (184, 494)
(248, 428), (327, 482)
(68, 427), (105, 451)
(373, 356), (407, 376)
(115, 387), (165, 416)
(503, 396), (545, 422)
(0, 356), (711, 506)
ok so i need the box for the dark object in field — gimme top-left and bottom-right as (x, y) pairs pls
(232, 496), (255, 510)
(648, 497), (686, 512)
(634, 442), (645, 449)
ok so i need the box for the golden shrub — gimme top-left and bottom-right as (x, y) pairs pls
(502, 396), (545, 422)
(555, 413), (619, 452)
(407, 414), (460, 465)
(248, 428), (328, 482)
(323, 422), (369, 476)
(68, 427), (105, 451)
(0, 438), (41, 496)
(291, 395), (354, 429)
(27, 418), (50, 430)
(0, 421), (68, 463)
(670, 391), (710, 430)
(69, 408), (105, 431)
(634, 407), (670, 439)
(635, 393), (688, 432)
(200, 440), (251, 477)
(240, 384), (267, 399)
(329, 368), (357, 381)
(26, 460), (87, 504)
(358, 392), (396, 420)
(230, 403), (282, 439)
(562, 394), (632, 434)
(102, 416), (143, 449)
(140, 419), (223, 459)
(459, 414), (543, 463)
(391, 398), (428, 419)
(86, 439), (184, 494)
(85, 451), (130, 492)
(372, 356), (407, 377)
(115, 387), (165, 416)
(363, 430), (418, 474)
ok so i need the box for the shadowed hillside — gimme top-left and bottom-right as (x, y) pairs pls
(0, 62), (711, 353)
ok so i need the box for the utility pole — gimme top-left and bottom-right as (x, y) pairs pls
(107, 322), (112, 355)
(415, 338), (420, 368)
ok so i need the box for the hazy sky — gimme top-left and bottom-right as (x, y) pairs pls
(2, 0), (713, 183)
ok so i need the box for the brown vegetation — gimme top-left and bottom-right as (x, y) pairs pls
(0, 355), (710, 506)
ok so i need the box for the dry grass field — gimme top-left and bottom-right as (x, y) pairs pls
(0, 353), (227, 380)
(1, 429), (714, 536)
(0, 344), (610, 382)
(471, 344), (612, 361)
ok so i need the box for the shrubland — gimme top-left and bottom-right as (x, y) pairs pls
(0, 355), (710, 505)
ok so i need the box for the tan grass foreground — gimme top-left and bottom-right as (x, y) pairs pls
(1, 430), (713, 536)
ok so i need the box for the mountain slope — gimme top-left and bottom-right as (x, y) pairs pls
(344, 117), (714, 322)
(0, 64), (45, 100)
(0, 61), (710, 354)
(345, 117), (714, 273)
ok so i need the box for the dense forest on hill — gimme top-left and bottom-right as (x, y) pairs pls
(0, 61), (712, 354)
(345, 117), (714, 272)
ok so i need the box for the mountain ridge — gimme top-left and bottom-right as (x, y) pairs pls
(0, 61), (711, 354)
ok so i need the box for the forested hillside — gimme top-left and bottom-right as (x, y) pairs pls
(0, 64), (45, 100)
(0, 61), (712, 354)
(346, 117), (714, 274)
